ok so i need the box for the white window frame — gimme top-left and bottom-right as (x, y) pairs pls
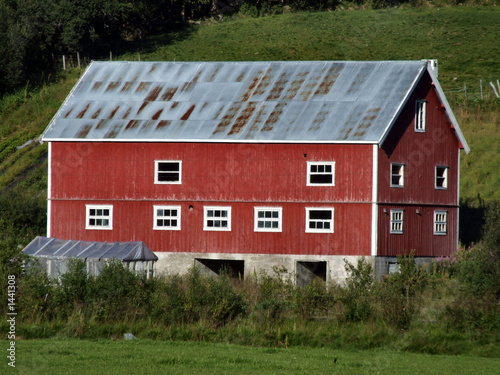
(390, 163), (404, 188)
(154, 205), (181, 230)
(305, 207), (334, 233)
(204, 206), (231, 231)
(86, 205), (113, 230)
(434, 211), (447, 235)
(254, 207), (282, 232)
(154, 160), (182, 184)
(435, 166), (448, 189)
(390, 209), (404, 234)
(415, 100), (426, 132)
(307, 161), (335, 186)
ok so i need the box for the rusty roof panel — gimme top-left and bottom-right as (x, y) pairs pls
(43, 60), (436, 143)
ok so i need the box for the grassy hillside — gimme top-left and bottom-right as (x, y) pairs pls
(0, 6), (499, 246)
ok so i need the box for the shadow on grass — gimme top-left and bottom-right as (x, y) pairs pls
(113, 27), (197, 59)
(459, 196), (487, 247)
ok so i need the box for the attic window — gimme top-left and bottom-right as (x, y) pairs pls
(307, 162), (335, 186)
(415, 100), (426, 132)
(86, 205), (113, 230)
(435, 166), (448, 189)
(155, 160), (181, 184)
(391, 163), (404, 187)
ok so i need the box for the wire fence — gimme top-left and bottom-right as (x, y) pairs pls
(444, 80), (500, 104)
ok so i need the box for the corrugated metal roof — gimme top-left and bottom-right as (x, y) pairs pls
(23, 236), (158, 261)
(41, 60), (466, 148)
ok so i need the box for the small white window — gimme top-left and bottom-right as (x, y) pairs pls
(306, 208), (334, 233)
(155, 160), (182, 184)
(388, 262), (400, 274)
(415, 100), (426, 132)
(307, 161), (335, 186)
(204, 206), (231, 231)
(391, 163), (404, 187)
(435, 166), (448, 189)
(434, 211), (447, 235)
(390, 209), (404, 234)
(86, 205), (113, 230)
(254, 207), (282, 232)
(154, 206), (181, 230)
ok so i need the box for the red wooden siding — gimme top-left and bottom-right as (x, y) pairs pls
(50, 143), (373, 204)
(49, 142), (374, 256)
(377, 71), (459, 257)
(50, 200), (372, 256)
(377, 205), (458, 257)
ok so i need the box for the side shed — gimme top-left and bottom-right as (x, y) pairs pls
(23, 236), (158, 278)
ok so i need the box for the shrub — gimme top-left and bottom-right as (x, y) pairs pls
(207, 273), (247, 327)
(17, 262), (55, 322)
(376, 252), (427, 329)
(456, 203), (500, 299)
(86, 259), (143, 322)
(338, 257), (374, 323)
(149, 274), (186, 325)
(254, 266), (294, 323)
(183, 267), (210, 324)
(294, 278), (335, 321)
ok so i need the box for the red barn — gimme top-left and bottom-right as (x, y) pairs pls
(41, 60), (469, 282)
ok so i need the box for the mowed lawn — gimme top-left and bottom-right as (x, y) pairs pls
(4, 339), (500, 375)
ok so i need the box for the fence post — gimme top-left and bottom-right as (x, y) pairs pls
(110, 51), (112, 61)
(62, 55), (66, 70)
(77, 52), (81, 69)
(489, 82), (500, 98)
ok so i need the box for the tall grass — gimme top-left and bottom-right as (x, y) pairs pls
(1, 242), (498, 357)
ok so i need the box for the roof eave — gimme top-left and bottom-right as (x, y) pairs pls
(40, 62), (96, 144)
(426, 66), (470, 154)
(41, 138), (380, 145)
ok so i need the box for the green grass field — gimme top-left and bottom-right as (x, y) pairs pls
(3, 338), (500, 375)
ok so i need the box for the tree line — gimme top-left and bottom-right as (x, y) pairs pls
(0, 0), (216, 95)
(3, 0), (424, 96)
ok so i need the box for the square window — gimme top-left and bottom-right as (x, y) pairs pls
(390, 209), (404, 234)
(434, 211), (447, 235)
(307, 162), (335, 186)
(154, 206), (181, 230)
(204, 207), (231, 231)
(254, 207), (282, 232)
(86, 205), (113, 230)
(306, 208), (334, 233)
(415, 100), (426, 132)
(155, 160), (182, 184)
(391, 163), (404, 187)
(435, 166), (448, 189)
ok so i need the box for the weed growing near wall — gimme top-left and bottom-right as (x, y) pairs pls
(0, 244), (499, 356)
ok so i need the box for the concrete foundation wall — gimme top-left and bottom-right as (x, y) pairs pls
(155, 252), (378, 285)
(156, 252), (437, 283)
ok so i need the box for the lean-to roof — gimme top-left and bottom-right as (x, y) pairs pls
(23, 236), (158, 262)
